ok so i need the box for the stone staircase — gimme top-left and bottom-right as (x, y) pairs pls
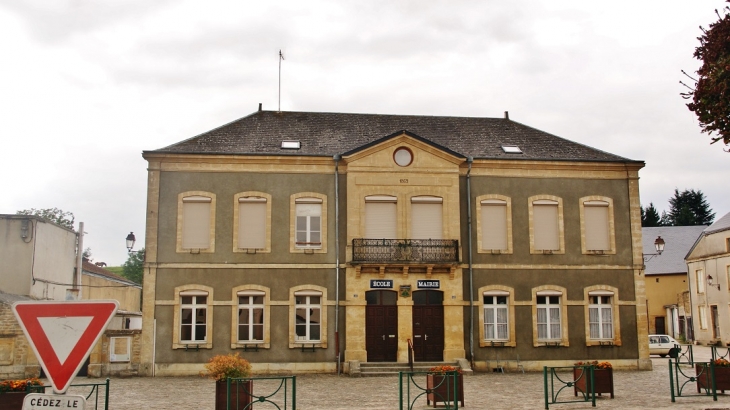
(357, 361), (465, 377)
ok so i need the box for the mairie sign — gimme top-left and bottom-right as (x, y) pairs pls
(370, 280), (393, 289)
(417, 280), (440, 289)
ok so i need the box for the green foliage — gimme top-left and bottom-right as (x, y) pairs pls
(666, 188), (715, 226)
(682, 4), (730, 149)
(122, 248), (145, 284)
(641, 203), (663, 227)
(105, 266), (124, 276)
(16, 208), (75, 229)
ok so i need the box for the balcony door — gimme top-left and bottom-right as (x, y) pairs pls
(412, 290), (444, 361)
(411, 196), (442, 239)
(366, 290), (398, 362)
(365, 196), (397, 239)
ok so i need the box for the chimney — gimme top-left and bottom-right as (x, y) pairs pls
(258, 103), (262, 112)
(504, 111), (509, 120)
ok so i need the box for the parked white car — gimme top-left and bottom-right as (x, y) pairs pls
(649, 334), (680, 357)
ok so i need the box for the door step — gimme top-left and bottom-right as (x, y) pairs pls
(356, 361), (461, 377)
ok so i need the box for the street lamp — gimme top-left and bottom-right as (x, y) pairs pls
(643, 236), (665, 263)
(707, 275), (721, 291)
(126, 232), (138, 253)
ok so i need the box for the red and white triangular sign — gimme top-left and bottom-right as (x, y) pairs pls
(12, 300), (118, 394)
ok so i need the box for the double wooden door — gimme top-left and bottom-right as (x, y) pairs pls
(366, 291), (398, 362)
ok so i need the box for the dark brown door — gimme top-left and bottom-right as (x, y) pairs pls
(366, 291), (398, 362)
(655, 317), (666, 335)
(412, 290), (444, 362)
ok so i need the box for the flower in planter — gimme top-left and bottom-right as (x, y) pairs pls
(201, 353), (252, 381)
(0, 378), (43, 393)
(574, 360), (612, 369)
(713, 358), (730, 367)
(429, 365), (462, 375)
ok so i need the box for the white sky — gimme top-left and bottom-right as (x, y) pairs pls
(1, 0), (728, 266)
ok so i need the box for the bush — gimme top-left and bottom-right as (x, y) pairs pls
(201, 353), (252, 381)
(574, 360), (612, 369)
(0, 378), (43, 393)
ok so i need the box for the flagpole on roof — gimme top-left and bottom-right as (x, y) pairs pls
(279, 50), (285, 112)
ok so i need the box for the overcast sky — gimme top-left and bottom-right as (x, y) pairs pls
(1, 0), (728, 266)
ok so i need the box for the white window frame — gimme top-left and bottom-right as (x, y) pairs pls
(532, 287), (569, 347)
(290, 193), (327, 253)
(584, 287), (622, 346)
(483, 293), (509, 341)
(289, 286), (328, 348)
(294, 291), (321, 342)
(237, 291), (265, 343)
(172, 286), (213, 349)
(697, 269), (706, 294)
(231, 286), (271, 349)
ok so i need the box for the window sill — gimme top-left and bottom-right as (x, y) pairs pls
(480, 340), (516, 348)
(173, 342), (212, 350)
(536, 341), (567, 348)
(232, 343), (270, 350)
(586, 340), (621, 347)
(289, 341), (326, 349)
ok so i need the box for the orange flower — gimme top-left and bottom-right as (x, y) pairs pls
(0, 378), (43, 392)
(429, 365), (462, 375)
(201, 353), (252, 381)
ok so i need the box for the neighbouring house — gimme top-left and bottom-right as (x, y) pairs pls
(643, 226), (706, 341)
(0, 214), (143, 378)
(139, 108), (651, 376)
(686, 211), (730, 346)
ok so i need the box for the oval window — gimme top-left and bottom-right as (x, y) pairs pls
(394, 148), (413, 167)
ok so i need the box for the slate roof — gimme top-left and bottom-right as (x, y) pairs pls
(82, 260), (141, 288)
(643, 226), (707, 275)
(148, 110), (640, 163)
(704, 211), (730, 235)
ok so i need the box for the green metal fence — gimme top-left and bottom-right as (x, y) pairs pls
(712, 345), (730, 361)
(668, 360), (717, 402)
(33, 379), (110, 410)
(543, 366), (595, 409)
(227, 376), (296, 409)
(674, 344), (693, 364)
(398, 371), (461, 410)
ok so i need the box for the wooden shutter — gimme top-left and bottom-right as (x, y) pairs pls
(533, 200), (559, 250)
(411, 197), (442, 239)
(481, 199), (507, 250)
(584, 201), (609, 251)
(239, 197), (266, 249)
(182, 196), (211, 249)
(365, 196), (397, 239)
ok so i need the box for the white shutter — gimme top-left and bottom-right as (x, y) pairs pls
(365, 197), (397, 239)
(533, 201), (559, 250)
(584, 201), (609, 250)
(182, 197), (211, 249)
(411, 197), (442, 239)
(481, 200), (507, 250)
(239, 197), (266, 248)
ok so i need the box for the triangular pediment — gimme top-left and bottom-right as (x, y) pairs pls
(343, 131), (466, 171)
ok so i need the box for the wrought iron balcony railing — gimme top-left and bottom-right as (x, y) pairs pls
(351, 238), (459, 263)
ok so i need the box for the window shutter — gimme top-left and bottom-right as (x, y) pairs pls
(584, 201), (609, 250)
(533, 201), (559, 250)
(411, 197), (442, 239)
(182, 197), (211, 249)
(365, 196), (397, 239)
(481, 200), (507, 250)
(239, 198), (266, 248)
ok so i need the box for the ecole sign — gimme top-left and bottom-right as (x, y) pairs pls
(370, 280), (393, 289)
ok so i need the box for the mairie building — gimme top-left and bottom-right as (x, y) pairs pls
(138, 108), (651, 376)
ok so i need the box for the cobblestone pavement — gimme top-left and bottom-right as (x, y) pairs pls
(63, 346), (730, 409)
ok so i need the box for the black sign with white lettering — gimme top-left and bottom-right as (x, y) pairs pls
(370, 280), (393, 289)
(417, 280), (440, 289)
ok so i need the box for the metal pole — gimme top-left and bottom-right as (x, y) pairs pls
(74, 221), (84, 299)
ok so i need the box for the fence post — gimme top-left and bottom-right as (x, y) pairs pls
(543, 366), (549, 410)
(105, 378), (110, 410)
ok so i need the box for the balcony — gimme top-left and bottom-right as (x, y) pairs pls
(351, 238), (459, 264)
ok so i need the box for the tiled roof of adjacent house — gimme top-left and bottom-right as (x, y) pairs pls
(643, 226), (707, 275)
(704, 211), (730, 235)
(82, 260), (141, 288)
(148, 110), (639, 163)
(0, 290), (33, 305)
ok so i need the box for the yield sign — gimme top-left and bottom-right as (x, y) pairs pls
(12, 300), (119, 394)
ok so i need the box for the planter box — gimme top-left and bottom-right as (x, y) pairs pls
(426, 373), (464, 408)
(0, 392), (29, 410)
(215, 379), (254, 410)
(696, 364), (730, 393)
(573, 367), (614, 398)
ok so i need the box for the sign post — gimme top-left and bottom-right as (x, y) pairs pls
(12, 300), (118, 409)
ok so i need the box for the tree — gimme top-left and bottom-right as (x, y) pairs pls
(82, 247), (93, 261)
(641, 203), (663, 227)
(682, 3), (730, 150)
(16, 208), (75, 229)
(665, 188), (716, 226)
(122, 248), (144, 284)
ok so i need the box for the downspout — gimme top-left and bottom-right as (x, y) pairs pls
(333, 154), (341, 375)
(466, 157), (474, 365)
(73, 221), (84, 300)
